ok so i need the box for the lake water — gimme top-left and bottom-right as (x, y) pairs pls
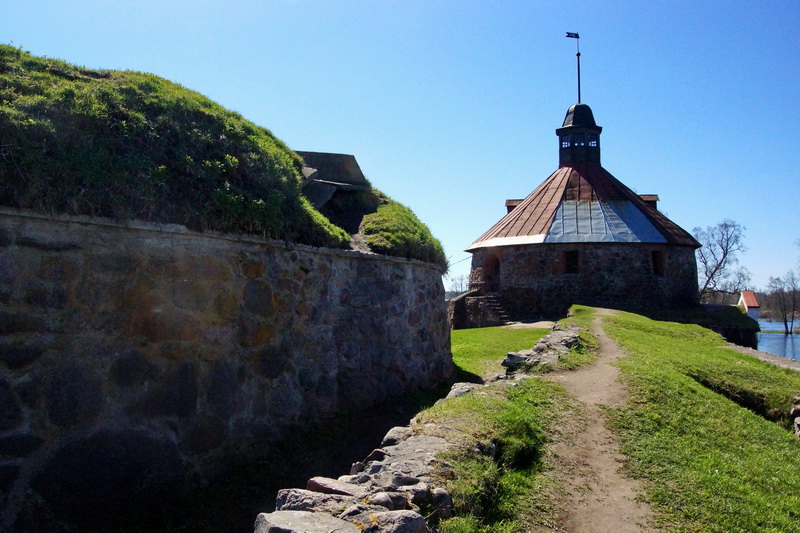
(756, 318), (799, 361)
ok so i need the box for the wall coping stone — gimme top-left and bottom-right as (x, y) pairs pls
(0, 207), (445, 274)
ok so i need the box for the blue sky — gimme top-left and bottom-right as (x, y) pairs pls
(4, 0), (799, 290)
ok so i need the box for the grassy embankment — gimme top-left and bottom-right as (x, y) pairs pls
(604, 310), (800, 532)
(0, 44), (446, 269)
(431, 307), (800, 532)
(418, 320), (587, 532)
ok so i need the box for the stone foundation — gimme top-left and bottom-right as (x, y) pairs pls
(464, 242), (698, 324)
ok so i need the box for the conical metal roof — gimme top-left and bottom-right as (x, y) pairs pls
(466, 162), (700, 250)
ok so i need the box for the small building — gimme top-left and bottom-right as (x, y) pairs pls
(738, 290), (760, 319)
(452, 103), (701, 328)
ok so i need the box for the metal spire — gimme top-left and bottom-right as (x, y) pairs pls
(566, 32), (581, 103)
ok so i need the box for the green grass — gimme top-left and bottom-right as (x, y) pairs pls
(0, 44), (447, 265)
(415, 379), (560, 533)
(646, 304), (759, 330)
(0, 44), (348, 246)
(360, 201), (448, 270)
(602, 311), (800, 532)
(450, 326), (549, 379)
(414, 323), (574, 532)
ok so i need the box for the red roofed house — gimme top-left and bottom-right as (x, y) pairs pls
(738, 290), (760, 319)
(453, 103), (701, 327)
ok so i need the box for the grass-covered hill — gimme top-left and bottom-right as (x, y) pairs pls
(438, 307), (800, 532)
(0, 44), (446, 269)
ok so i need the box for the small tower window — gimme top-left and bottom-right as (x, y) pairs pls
(564, 250), (580, 274)
(651, 250), (665, 277)
(561, 135), (571, 149)
(574, 133), (585, 146)
(588, 133), (598, 147)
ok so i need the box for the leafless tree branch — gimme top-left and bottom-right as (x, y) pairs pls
(693, 219), (751, 302)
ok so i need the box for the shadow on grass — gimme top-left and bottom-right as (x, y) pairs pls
(455, 365), (485, 384)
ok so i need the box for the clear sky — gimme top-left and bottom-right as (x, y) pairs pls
(4, 0), (799, 290)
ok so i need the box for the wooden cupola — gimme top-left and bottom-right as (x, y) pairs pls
(555, 103), (602, 166)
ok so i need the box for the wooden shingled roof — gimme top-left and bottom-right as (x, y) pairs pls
(467, 162), (700, 250)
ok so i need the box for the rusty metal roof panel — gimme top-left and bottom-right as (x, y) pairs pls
(467, 162), (700, 250)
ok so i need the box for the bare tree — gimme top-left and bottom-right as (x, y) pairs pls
(788, 270), (798, 334)
(446, 274), (468, 294)
(693, 219), (751, 303)
(766, 272), (797, 334)
(767, 276), (790, 334)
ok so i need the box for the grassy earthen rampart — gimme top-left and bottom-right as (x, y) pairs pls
(0, 44), (446, 268)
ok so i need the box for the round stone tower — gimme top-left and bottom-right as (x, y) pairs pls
(458, 103), (700, 325)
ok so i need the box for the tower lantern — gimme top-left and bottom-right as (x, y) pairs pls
(555, 103), (602, 166)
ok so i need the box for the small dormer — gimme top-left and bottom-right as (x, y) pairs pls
(555, 103), (602, 166)
(639, 194), (660, 211)
(505, 199), (522, 213)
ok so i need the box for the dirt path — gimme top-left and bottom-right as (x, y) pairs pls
(542, 309), (660, 532)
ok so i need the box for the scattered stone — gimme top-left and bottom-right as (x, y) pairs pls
(502, 326), (583, 374)
(501, 352), (528, 369)
(401, 482), (431, 505)
(364, 448), (387, 462)
(275, 488), (358, 514)
(381, 426), (413, 446)
(430, 487), (453, 519)
(306, 477), (370, 499)
(337, 473), (370, 484)
(259, 426), (456, 532)
(790, 399), (800, 438)
(366, 491), (397, 510)
(445, 382), (480, 399)
(366, 491), (409, 511)
(370, 510), (426, 533)
(254, 510), (360, 533)
(391, 474), (420, 487)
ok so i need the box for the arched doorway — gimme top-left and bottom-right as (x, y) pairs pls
(484, 255), (500, 293)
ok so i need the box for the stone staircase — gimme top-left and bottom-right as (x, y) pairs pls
(451, 290), (511, 329)
(482, 293), (510, 324)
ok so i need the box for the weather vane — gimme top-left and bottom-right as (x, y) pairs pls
(566, 32), (581, 103)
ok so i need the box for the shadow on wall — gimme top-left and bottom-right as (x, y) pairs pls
(0, 208), (453, 532)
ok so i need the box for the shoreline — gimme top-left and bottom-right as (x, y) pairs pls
(726, 343), (800, 372)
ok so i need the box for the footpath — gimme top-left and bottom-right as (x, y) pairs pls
(543, 309), (659, 532)
(255, 311), (800, 532)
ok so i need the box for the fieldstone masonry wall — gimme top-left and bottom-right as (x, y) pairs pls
(469, 243), (698, 320)
(0, 208), (452, 531)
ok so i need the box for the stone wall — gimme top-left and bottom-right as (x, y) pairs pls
(467, 242), (698, 321)
(0, 208), (452, 531)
